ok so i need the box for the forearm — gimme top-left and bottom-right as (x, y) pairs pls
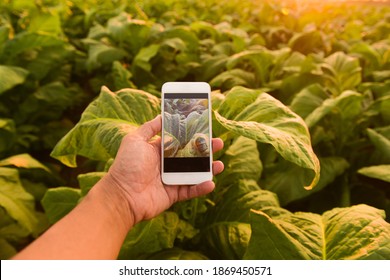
(13, 175), (134, 260)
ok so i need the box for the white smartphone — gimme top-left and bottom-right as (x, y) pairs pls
(161, 82), (213, 185)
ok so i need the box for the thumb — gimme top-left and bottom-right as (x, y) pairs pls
(136, 115), (162, 140)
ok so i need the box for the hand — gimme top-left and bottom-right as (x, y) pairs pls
(105, 115), (224, 227)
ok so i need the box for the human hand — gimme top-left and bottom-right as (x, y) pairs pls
(104, 115), (224, 227)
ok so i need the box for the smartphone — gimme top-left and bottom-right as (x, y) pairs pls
(161, 82), (212, 185)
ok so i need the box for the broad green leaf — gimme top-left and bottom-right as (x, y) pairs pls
(131, 44), (160, 72)
(288, 29), (328, 55)
(118, 212), (196, 259)
(210, 69), (255, 91)
(2, 33), (64, 59)
(226, 48), (274, 86)
(277, 72), (324, 103)
(290, 83), (329, 119)
(16, 82), (74, 123)
(21, 179), (48, 201)
(215, 87), (320, 189)
(350, 42), (381, 74)
(244, 204), (390, 260)
(0, 218), (30, 241)
(262, 157), (349, 206)
(304, 90), (363, 128)
(217, 87), (261, 120)
(107, 13), (152, 55)
(210, 179), (279, 223)
(85, 40), (127, 71)
(11, 0), (36, 9)
(158, 26), (199, 52)
(373, 70), (390, 83)
(146, 248), (208, 260)
(197, 54), (228, 81)
(77, 172), (106, 196)
(28, 12), (62, 36)
(366, 128), (390, 164)
(51, 86), (160, 167)
(358, 165), (390, 183)
(323, 52), (362, 93)
(41, 187), (81, 224)
(0, 167), (38, 233)
(112, 61), (136, 90)
(216, 136), (262, 186)
(366, 95), (390, 123)
(190, 21), (219, 41)
(0, 153), (51, 173)
(25, 45), (74, 81)
(202, 222), (251, 260)
(0, 65), (29, 95)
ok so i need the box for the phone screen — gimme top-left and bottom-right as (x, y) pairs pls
(163, 93), (211, 173)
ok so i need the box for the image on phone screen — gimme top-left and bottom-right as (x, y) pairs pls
(163, 93), (210, 172)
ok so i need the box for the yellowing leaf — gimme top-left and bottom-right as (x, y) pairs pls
(51, 86), (160, 167)
(215, 87), (320, 189)
(245, 205), (390, 259)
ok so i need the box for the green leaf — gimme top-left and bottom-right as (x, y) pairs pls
(112, 61), (136, 90)
(159, 26), (199, 52)
(244, 204), (390, 259)
(131, 44), (160, 72)
(106, 13), (152, 55)
(290, 83), (329, 119)
(217, 86), (260, 120)
(217, 136), (263, 186)
(226, 48), (274, 86)
(77, 172), (106, 196)
(0, 167), (38, 233)
(373, 70), (390, 83)
(366, 128), (390, 164)
(202, 222), (251, 260)
(28, 12), (62, 36)
(196, 54), (228, 82)
(85, 40), (128, 71)
(0, 65), (29, 95)
(262, 157), (350, 206)
(41, 187), (81, 224)
(304, 90), (363, 128)
(215, 87), (320, 189)
(118, 212), (196, 259)
(288, 29), (327, 55)
(323, 52), (362, 93)
(146, 248), (209, 260)
(210, 69), (255, 91)
(16, 82), (74, 123)
(210, 179), (279, 223)
(25, 44), (74, 81)
(21, 179), (48, 201)
(2, 33), (64, 59)
(51, 86), (160, 167)
(358, 165), (390, 183)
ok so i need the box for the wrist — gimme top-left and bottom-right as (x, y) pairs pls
(89, 174), (135, 232)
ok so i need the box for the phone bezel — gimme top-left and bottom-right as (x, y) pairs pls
(161, 82), (213, 185)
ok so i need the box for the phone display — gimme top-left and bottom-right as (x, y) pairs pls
(161, 82), (212, 185)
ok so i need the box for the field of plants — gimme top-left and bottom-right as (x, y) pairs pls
(1, 0), (390, 259)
